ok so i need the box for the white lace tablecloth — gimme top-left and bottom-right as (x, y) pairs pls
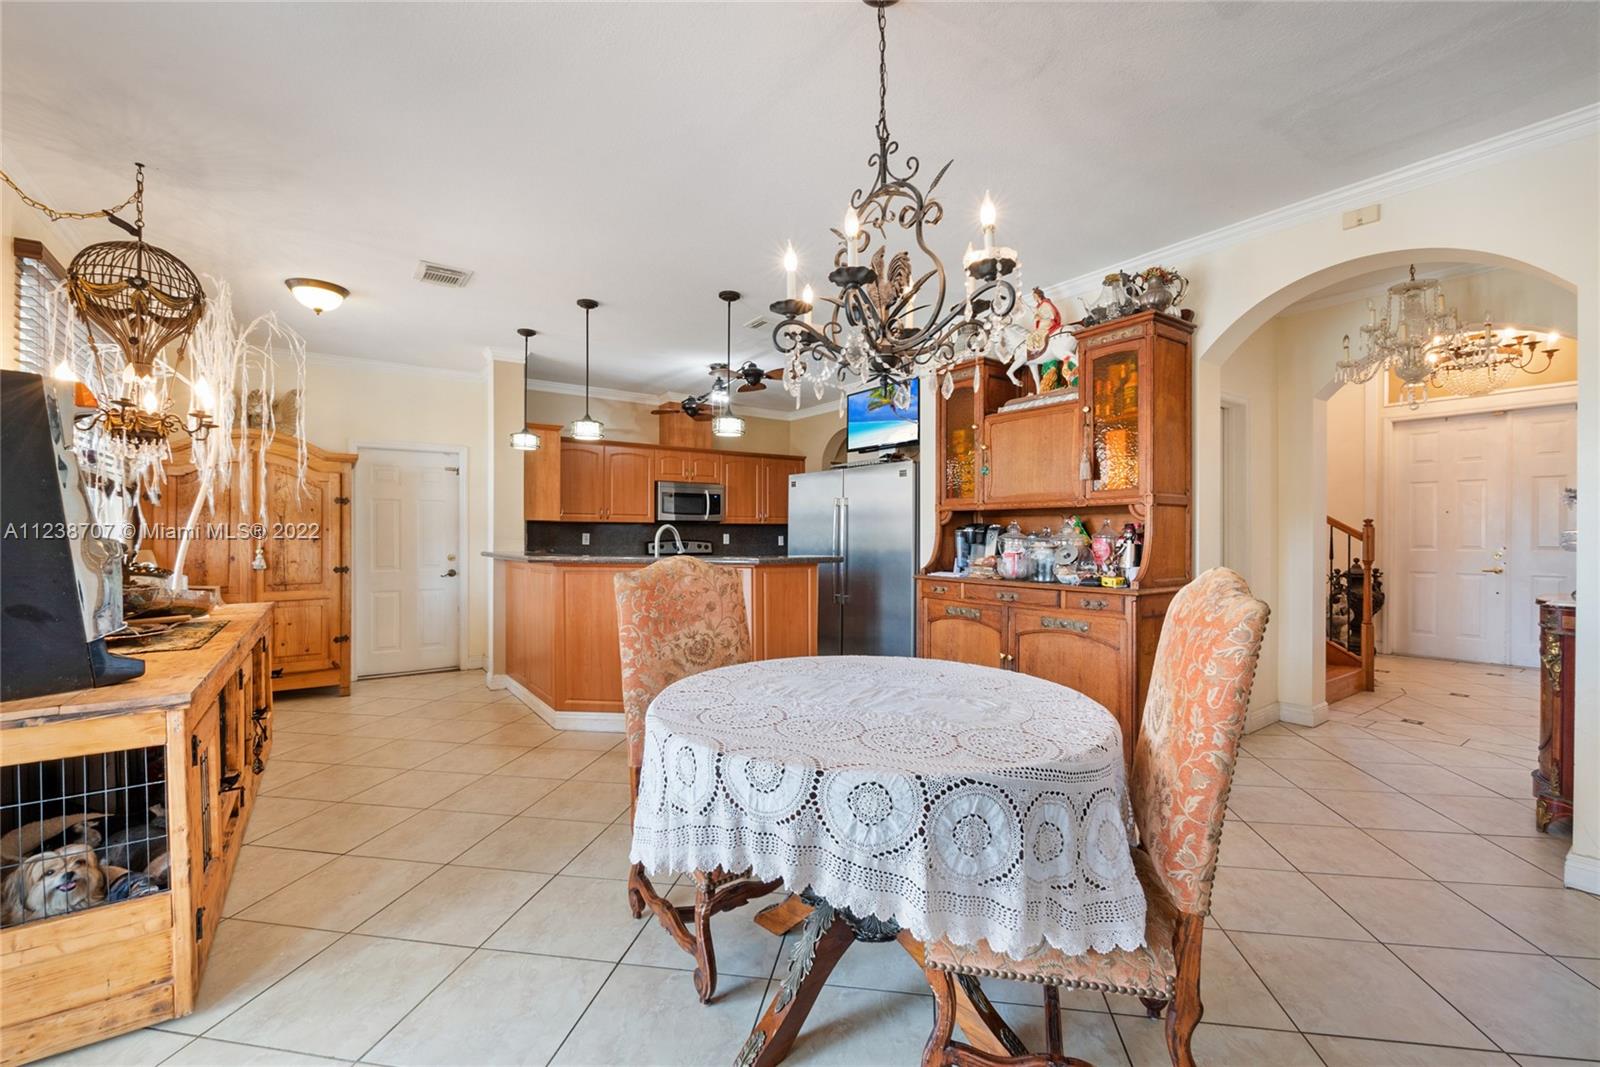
(629, 656), (1147, 958)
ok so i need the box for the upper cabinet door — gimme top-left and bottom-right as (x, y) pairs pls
(654, 451), (691, 481)
(559, 443), (605, 520)
(1084, 344), (1143, 499)
(938, 366), (981, 509)
(688, 452), (724, 485)
(604, 445), (654, 522)
(980, 404), (1082, 507)
(760, 459), (802, 524)
(722, 455), (762, 524)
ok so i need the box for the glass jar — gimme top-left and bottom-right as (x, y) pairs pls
(1030, 531), (1058, 583)
(997, 521), (1030, 581)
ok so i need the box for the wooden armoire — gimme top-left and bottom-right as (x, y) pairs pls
(146, 433), (356, 694)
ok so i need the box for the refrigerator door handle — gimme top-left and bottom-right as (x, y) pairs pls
(836, 497), (850, 604)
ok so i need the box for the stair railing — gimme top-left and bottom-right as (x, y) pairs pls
(1327, 515), (1377, 691)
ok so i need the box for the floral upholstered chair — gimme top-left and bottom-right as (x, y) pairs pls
(920, 568), (1270, 1067)
(614, 556), (779, 1002)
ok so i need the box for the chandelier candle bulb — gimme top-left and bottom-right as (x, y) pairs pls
(191, 376), (215, 414)
(802, 284), (815, 325)
(845, 208), (861, 267)
(784, 242), (798, 301)
(980, 192), (997, 254)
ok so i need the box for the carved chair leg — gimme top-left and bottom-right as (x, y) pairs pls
(1165, 917), (1204, 1067)
(1139, 996), (1166, 1019)
(1043, 986), (1063, 1057)
(923, 967), (960, 1067)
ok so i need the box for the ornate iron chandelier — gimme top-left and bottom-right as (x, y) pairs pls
(769, 0), (1019, 405)
(1337, 265), (1462, 407)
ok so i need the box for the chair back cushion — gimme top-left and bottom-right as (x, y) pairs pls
(614, 556), (752, 768)
(1130, 568), (1269, 915)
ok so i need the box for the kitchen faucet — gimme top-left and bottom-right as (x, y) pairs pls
(652, 523), (685, 558)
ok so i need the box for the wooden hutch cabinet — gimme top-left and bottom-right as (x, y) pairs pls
(147, 434), (356, 696)
(919, 310), (1195, 755)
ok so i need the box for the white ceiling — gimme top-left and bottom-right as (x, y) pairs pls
(4, 2), (1596, 410)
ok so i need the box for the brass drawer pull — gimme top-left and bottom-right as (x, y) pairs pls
(1042, 617), (1091, 634)
(996, 591), (1019, 602)
(945, 605), (981, 620)
(1079, 598), (1109, 610)
(930, 584), (949, 594)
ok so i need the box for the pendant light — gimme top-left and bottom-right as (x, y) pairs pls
(711, 290), (746, 439)
(570, 298), (605, 441)
(509, 327), (542, 451)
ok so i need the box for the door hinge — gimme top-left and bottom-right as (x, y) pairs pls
(195, 907), (206, 942)
(332, 634), (350, 644)
(335, 496), (351, 505)
(332, 565), (350, 574)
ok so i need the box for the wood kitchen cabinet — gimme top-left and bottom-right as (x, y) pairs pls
(980, 402), (1082, 507)
(604, 445), (654, 521)
(921, 597), (1006, 670)
(560, 443), (652, 521)
(557, 441), (800, 524)
(522, 423), (564, 521)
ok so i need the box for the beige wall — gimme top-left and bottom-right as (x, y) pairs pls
(301, 358), (493, 669)
(787, 407), (848, 470)
(1324, 382), (1368, 525)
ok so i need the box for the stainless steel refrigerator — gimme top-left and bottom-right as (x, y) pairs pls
(787, 460), (918, 656)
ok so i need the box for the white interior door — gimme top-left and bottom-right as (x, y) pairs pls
(355, 447), (461, 677)
(1506, 405), (1577, 666)
(1393, 412), (1510, 664)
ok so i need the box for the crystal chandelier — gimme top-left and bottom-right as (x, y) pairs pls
(1336, 265), (1462, 408)
(768, 0), (1019, 405)
(1430, 325), (1560, 398)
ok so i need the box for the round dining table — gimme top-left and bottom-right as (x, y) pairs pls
(629, 655), (1148, 1067)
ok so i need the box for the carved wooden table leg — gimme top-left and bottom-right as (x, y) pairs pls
(737, 902), (856, 1067)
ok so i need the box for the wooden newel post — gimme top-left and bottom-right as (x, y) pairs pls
(1360, 518), (1376, 691)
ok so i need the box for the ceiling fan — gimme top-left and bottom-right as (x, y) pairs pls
(724, 360), (784, 393)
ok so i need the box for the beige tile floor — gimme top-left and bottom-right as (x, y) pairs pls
(41, 657), (1599, 1066)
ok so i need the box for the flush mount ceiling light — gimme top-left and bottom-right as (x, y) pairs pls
(768, 0), (1020, 403)
(712, 290), (746, 439)
(569, 298), (605, 441)
(284, 277), (349, 315)
(509, 327), (542, 451)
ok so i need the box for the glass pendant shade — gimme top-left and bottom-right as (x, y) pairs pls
(509, 327), (542, 450)
(570, 416), (604, 441)
(711, 414), (745, 438)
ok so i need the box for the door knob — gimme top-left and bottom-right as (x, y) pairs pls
(1481, 566), (1504, 574)
(442, 568), (458, 577)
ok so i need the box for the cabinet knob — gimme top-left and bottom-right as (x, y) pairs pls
(996, 591), (1018, 602)
(1079, 598), (1109, 610)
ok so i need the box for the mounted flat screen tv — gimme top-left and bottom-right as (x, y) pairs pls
(846, 379), (920, 452)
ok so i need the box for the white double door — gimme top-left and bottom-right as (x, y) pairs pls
(355, 447), (462, 677)
(1392, 405), (1575, 667)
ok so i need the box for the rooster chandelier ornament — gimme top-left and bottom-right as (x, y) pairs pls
(769, 0), (1020, 407)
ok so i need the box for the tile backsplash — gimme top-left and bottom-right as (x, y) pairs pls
(525, 521), (786, 556)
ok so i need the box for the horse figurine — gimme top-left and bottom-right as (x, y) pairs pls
(1006, 288), (1080, 392)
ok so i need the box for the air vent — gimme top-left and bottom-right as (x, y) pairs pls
(414, 261), (474, 288)
(743, 315), (770, 331)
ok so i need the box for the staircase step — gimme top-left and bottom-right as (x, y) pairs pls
(1326, 639), (1361, 668)
(1326, 663), (1365, 704)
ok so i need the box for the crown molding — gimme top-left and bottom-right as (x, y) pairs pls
(1043, 102), (1600, 302)
(304, 349), (488, 383)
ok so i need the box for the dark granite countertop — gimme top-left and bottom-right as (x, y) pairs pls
(483, 551), (839, 565)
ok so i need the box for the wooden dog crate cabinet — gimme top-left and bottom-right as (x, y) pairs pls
(0, 605), (273, 1065)
(920, 310), (1194, 755)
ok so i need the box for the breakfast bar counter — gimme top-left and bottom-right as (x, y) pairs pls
(485, 552), (829, 724)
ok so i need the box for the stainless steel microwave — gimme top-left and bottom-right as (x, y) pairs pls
(655, 481), (725, 523)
